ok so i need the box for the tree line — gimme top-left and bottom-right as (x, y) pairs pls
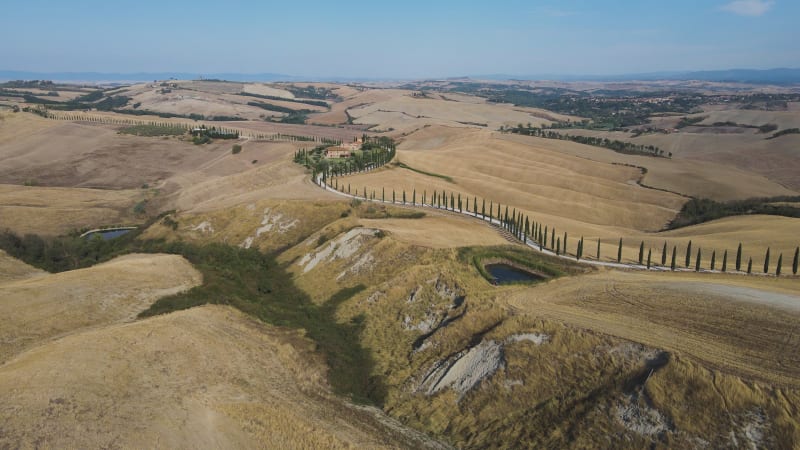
(504, 124), (668, 158)
(315, 171), (798, 277)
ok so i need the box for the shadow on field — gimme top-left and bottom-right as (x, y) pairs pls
(0, 229), (386, 406)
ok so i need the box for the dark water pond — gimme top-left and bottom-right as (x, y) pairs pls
(485, 263), (545, 284)
(83, 229), (133, 240)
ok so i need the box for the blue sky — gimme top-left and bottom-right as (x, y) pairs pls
(1, 0), (797, 78)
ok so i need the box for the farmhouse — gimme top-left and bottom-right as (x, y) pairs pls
(324, 147), (352, 159)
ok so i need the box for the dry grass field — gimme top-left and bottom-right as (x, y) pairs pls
(0, 253), (201, 363)
(505, 270), (800, 386)
(563, 127), (800, 192)
(0, 304), (446, 449)
(339, 125), (798, 267)
(2, 80), (799, 448)
(0, 184), (142, 235)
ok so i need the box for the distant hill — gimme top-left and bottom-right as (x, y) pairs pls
(3, 68), (800, 85)
(473, 68), (800, 85)
(0, 71), (300, 83)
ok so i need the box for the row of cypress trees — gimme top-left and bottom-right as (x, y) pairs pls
(41, 109), (340, 143)
(613, 238), (799, 276)
(317, 164), (799, 277)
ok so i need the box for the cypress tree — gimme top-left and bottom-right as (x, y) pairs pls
(647, 249), (652, 270)
(402, 190), (406, 204)
(661, 241), (667, 266)
(793, 247), (799, 275)
(685, 240), (692, 268)
(481, 199), (486, 219)
(578, 237), (584, 260)
(544, 226), (548, 247)
(736, 243), (742, 271)
(363, 187), (367, 199)
(776, 253), (783, 276)
(564, 232), (568, 255)
(597, 239), (601, 260)
(348, 184), (351, 194)
(710, 250), (716, 271)
(489, 201), (493, 219)
(459, 194), (462, 212)
(747, 258), (753, 274)
(413, 189), (416, 205)
(423, 190), (426, 205)
(392, 190), (395, 204)
(695, 248), (701, 272)
(671, 246), (677, 271)
(617, 238), (623, 263)
(764, 247), (771, 274)
(722, 250), (728, 272)
(556, 237), (561, 255)
(382, 187), (385, 202)
(551, 229), (556, 250)
(450, 193), (454, 210)
(473, 197), (478, 215)
(496, 203), (501, 221)
(638, 241), (644, 265)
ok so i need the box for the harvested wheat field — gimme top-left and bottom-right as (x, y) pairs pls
(506, 269), (800, 385)
(0, 184), (142, 235)
(0, 305), (446, 449)
(337, 125), (797, 266)
(0, 253), (201, 362)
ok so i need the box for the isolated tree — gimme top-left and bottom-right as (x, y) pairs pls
(661, 241), (667, 266)
(647, 248), (652, 270)
(617, 238), (623, 263)
(638, 241), (644, 265)
(722, 250), (728, 272)
(764, 247), (771, 274)
(695, 248), (701, 272)
(776, 253), (783, 276)
(793, 247), (799, 275)
(747, 258), (753, 274)
(736, 243), (742, 271)
(685, 240), (692, 268)
(710, 250), (716, 271)
(671, 246), (677, 271)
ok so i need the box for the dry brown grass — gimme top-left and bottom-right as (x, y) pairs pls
(0, 249), (44, 283)
(0, 253), (201, 362)
(505, 270), (800, 386)
(0, 305), (444, 449)
(0, 184), (142, 235)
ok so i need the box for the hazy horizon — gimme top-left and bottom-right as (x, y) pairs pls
(2, 0), (798, 79)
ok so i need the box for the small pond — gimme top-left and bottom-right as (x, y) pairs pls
(485, 263), (545, 285)
(83, 228), (134, 240)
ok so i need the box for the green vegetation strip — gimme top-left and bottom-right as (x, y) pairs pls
(396, 162), (454, 183)
(459, 245), (588, 285)
(118, 124), (187, 137)
(0, 225), (385, 406)
(666, 196), (800, 229)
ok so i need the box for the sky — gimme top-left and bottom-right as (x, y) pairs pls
(1, 0), (798, 79)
